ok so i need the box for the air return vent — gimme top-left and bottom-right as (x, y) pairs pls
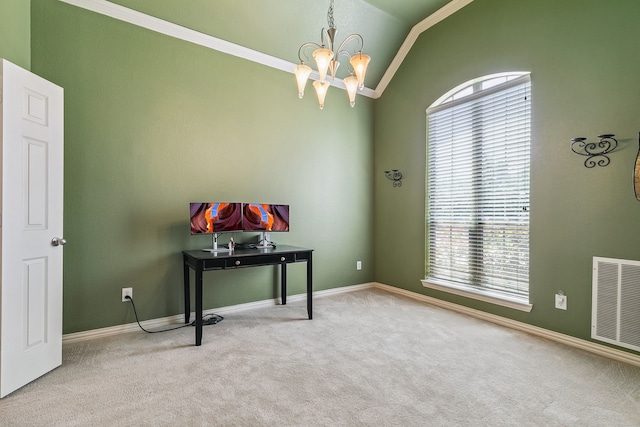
(592, 257), (640, 352)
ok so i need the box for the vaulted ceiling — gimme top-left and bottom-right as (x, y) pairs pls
(72, 0), (473, 96)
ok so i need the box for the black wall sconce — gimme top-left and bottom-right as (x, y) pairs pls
(570, 134), (618, 168)
(384, 169), (403, 187)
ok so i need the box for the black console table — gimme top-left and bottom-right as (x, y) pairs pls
(182, 245), (313, 346)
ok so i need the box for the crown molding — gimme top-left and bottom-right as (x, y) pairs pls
(58, 0), (293, 73)
(373, 0), (474, 97)
(57, 0), (473, 100)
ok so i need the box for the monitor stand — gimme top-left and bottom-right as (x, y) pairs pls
(256, 231), (273, 248)
(202, 233), (231, 253)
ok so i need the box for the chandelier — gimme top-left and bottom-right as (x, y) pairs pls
(294, 0), (371, 109)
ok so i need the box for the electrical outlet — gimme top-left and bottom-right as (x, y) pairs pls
(555, 293), (567, 310)
(122, 287), (133, 302)
(356, 261), (362, 270)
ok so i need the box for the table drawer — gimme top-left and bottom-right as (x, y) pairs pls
(224, 253), (295, 268)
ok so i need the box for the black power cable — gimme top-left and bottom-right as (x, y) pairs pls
(125, 295), (223, 334)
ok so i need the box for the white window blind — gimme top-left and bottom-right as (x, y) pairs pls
(426, 74), (531, 297)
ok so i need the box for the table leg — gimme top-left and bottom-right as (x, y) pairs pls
(281, 263), (287, 305)
(195, 266), (203, 346)
(307, 253), (313, 320)
(183, 255), (190, 324)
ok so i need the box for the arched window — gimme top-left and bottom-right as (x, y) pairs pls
(424, 73), (531, 308)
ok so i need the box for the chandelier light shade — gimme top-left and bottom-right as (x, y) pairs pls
(295, 63), (312, 98)
(294, 0), (371, 109)
(312, 80), (330, 109)
(312, 48), (334, 82)
(343, 75), (359, 107)
(350, 53), (371, 90)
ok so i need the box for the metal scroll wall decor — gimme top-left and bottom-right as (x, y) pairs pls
(384, 169), (403, 187)
(570, 134), (618, 168)
(571, 132), (640, 201)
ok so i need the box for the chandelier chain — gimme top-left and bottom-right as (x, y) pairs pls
(327, 0), (335, 29)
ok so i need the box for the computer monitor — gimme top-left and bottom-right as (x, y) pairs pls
(190, 202), (242, 252)
(242, 203), (289, 248)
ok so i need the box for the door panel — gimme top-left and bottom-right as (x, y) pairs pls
(24, 257), (48, 348)
(25, 138), (48, 229)
(1, 59), (64, 398)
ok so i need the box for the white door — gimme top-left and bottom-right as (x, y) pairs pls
(0, 59), (64, 398)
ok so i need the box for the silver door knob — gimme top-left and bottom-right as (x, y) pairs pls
(51, 237), (67, 246)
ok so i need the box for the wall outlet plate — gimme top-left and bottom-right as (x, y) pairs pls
(555, 293), (567, 310)
(122, 287), (133, 302)
(356, 261), (362, 270)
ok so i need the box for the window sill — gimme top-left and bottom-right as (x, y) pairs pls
(421, 279), (533, 313)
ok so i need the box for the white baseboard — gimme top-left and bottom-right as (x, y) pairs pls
(63, 281), (640, 368)
(62, 283), (373, 344)
(370, 282), (640, 368)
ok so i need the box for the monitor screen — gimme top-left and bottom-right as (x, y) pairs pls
(190, 202), (243, 234)
(242, 203), (289, 232)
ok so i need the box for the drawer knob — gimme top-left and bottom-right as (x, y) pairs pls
(235, 260), (241, 266)
(281, 257), (286, 262)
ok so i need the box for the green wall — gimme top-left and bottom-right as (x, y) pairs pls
(22, 0), (640, 357)
(30, 0), (374, 334)
(375, 0), (640, 353)
(0, 0), (30, 69)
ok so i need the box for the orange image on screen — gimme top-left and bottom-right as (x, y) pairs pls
(245, 204), (274, 230)
(242, 203), (289, 232)
(205, 203), (232, 232)
(190, 202), (242, 234)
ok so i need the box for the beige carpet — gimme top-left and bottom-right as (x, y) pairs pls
(1, 288), (640, 426)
